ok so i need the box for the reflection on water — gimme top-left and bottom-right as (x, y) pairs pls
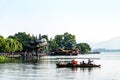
(80, 67), (99, 72)
(0, 52), (120, 80)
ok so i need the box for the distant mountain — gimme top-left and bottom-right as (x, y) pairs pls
(92, 48), (120, 52)
(91, 37), (120, 49)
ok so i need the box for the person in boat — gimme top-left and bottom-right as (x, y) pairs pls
(68, 59), (74, 64)
(67, 59), (78, 65)
(80, 60), (86, 65)
(71, 59), (78, 65)
(57, 59), (61, 64)
(88, 59), (93, 65)
(82, 60), (85, 64)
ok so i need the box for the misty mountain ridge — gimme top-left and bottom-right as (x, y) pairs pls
(91, 37), (120, 49)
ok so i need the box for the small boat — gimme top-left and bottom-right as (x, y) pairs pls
(56, 63), (101, 68)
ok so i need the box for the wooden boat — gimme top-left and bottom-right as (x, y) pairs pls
(56, 63), (101, 68)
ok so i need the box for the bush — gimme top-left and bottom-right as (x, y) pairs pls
(0, 56), (10, 63)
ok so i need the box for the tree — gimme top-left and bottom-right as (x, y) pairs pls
(9, 32), (49, 52)
(54, 35), (64, 48)
(14, 39), (23, 52)
(4, 38), (23, 52)
(62, 32), (76, 49)
(76, 43), (91, 54)
(13, 32), (34, 51)
(48, 39), (59, 50)
(48, 32), (76, 50)
(0, 35), (5, 52)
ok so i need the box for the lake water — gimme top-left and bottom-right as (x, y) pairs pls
(0, 52), (120, 80)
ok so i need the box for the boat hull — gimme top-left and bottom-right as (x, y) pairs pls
(56, 63), (101, 68)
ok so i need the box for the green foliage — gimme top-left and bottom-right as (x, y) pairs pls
(62, 32), (76, 49)
(38, 44), (46, 52)
(0, 32), (91, 54)
(76, 43), (91, 54)
(0, 56), (5, 63)
(0, 35), (5, 52)
(13, 32), (34, 51)
(0, 56), (11, 63)
(48, 32), (76, 50)
(0, 35), (23, 52)
(49, 39), (59, 50)
(54, 35), (63, 48)
(0, 56), (22, 63)
(8, 32), (49, 52)
(4, 38), (23, 52)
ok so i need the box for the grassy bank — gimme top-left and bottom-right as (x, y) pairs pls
(0, 56), (21, 63)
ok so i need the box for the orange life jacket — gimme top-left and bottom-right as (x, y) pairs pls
(73, 61), (78, 65)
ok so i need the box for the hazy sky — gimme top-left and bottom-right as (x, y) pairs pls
(0, 0), (120, 43)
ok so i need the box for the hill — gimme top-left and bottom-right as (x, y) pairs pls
(91, 37), (120, 49)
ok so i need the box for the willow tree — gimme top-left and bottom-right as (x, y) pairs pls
(4, 38), (23, 53)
